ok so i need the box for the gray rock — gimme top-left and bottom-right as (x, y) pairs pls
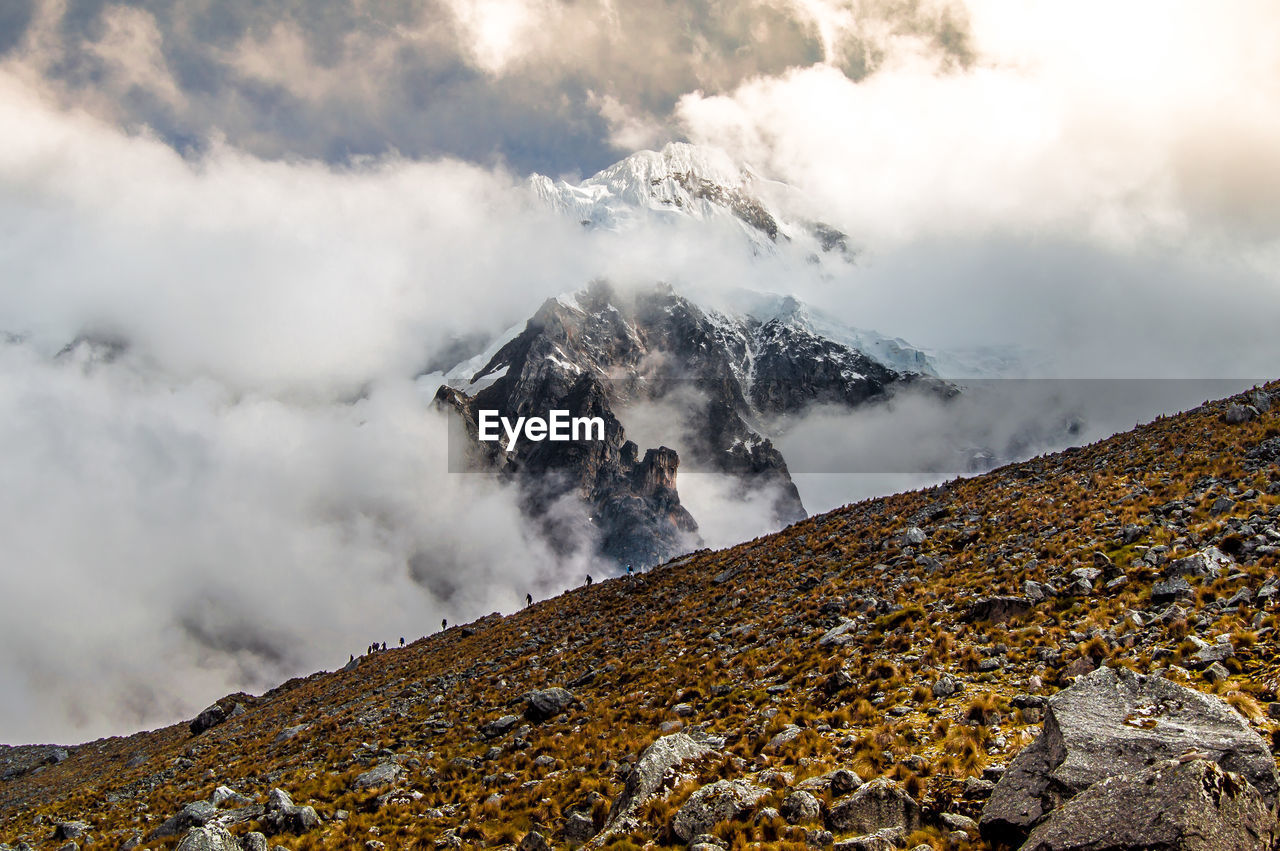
(1211, 496), (1236, 515)
(189, 703), (228, 736)
(1024, 580), (1051, 602)
(940, 812), (979, 835)
(796, 768), (863, 796)
(1187, 636), (1234, 667)
(819, 619), (859, 647)
(51, 822), (90, 840)
(353, 761), (405, 791)
(518, 831), (552, 851)
(481, 714), (521, 739)
(827, 778), (921, 835)
(1151, 576), (1193, 604)
(261, 788), (320, 835)
(807, 830), (835, 847)
(599, 732), (719, 837)
(562, 811), (596, 842)
(1062, 577), (1094, 596)
(687, 835), (727, 850)
(1021, 759), (1276, 851)
(173, 825), (240, 851)
(966, 596), (1033, 624)
(1224, 404), (1257, 425)
(980, 667), (1279, 845)
(832, 827), (905, 850)
(240, 833), (269, 851)
(780, 790), (822, 825)
(901, 526), (927, 546)
(931, 675), (961, 699)
(765, 725), (802, 753)
(1169, 553), (1212, 577)
(524, 687), (577, 722)
(150, 801), (217, 839)
(209, 786), (252, 808)
(273, 724), (307, 744)
(964, 777), (996, 798)
(1204, 662), (1230, 684)
(672, 779), (768, 842)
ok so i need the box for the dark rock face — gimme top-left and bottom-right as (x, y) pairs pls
(1020, 759), (1277, 851)
(438, 282), (933, 567)
(980, 667), (1279, 846)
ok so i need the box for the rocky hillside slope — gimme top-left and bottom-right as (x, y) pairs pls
(3, 383), (1280, 851)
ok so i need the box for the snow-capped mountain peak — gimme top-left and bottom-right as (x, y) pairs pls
(529, 142), (846, 257)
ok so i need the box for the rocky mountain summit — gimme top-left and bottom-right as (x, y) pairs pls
(3, 382), (1280, 850)
(436, 281), (939, 567)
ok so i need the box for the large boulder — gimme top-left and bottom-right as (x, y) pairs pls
(524, 688), (577, 722)
(980, 667), (1279, 845)
(594, 731), (719, 842)
(173, 825), (240, 851)
(1020, 759), (1277, 851)
(672, 779), (769, 842)
(827, 778), (921, 836)
(189, 703), (228, 736)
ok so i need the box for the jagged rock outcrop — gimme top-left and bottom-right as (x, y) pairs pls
(980, 667), (1280, 845)
(438, 280), (938, 566)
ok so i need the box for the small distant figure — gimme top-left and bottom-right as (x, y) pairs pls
(381, 641), (386, 651)
(442, 618), (448, 631)
(349, 654), (354, 663)
(626, 564), (633, 577)
(585, 574), (593, 586)
(399, 636), (405, 646)
(526, 593), (533, 607)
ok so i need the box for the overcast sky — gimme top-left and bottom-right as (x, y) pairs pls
(1, 0), (1279, 743)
